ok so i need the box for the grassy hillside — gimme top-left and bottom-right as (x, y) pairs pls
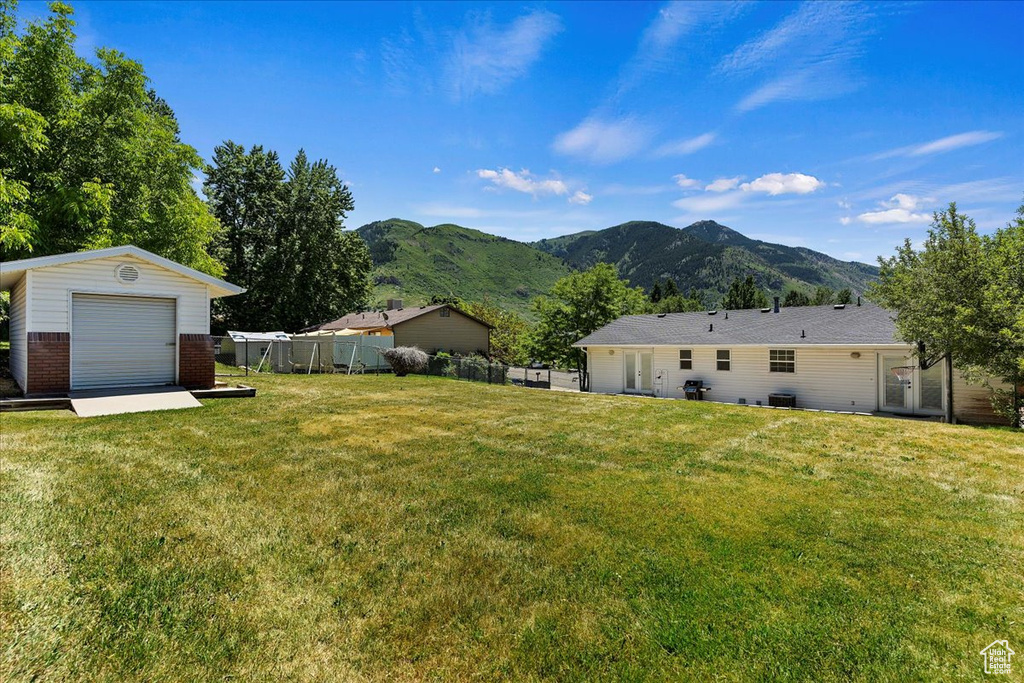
(357, 219), (571, 315)
(535, 220), (878, 300)
(2, 374), (1021, 680)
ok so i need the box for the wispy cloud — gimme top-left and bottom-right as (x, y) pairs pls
(673, 191), (746, 213)
(653, 132), (717, 157)
(552, 117), (654, 164)
(718, 2), (872, 112)
(432, 166), (441, 174)
(740, 172), (824, 195)
(705, 177), (741, 192)
(613, 1), (743, 100)
(870, 130), (1004, 160)
(673, 174), (701, 189)
(568, 191), (593, 206)
(445, 10), (562, 100)
(476, 168), (568, 197)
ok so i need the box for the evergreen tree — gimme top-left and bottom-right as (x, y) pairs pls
(650, 280), (662, 303)
(722, 275), (769, 310)
(784, 289), (811, 307)
(664, 278), (679, 298)
(836, 288), (853, 305)
(812, 286), (836, 306)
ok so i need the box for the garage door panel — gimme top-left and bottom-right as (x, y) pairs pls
(72, 294), (177, 389)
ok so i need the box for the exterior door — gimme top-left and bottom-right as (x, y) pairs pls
(878, 354), (945, 415)
(624, 351), (653, 394)
(71, 294), (177, 390)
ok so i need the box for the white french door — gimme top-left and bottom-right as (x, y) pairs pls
(878, 354), (944, 415)
(624, 351), (653, 394)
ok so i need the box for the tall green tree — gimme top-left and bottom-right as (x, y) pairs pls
(783, 289), (811, 307)
(529, 263), (647, 391)
(0, 1), (220, 273)
(462, 298), (530, 366)
(721, 275), (769, 310)
(836, 288), (853, 305)
(812, 286), (836, 306)
(273, 150), (371, 332)
(976, 201), (1024, 425)
(868, 203), (988, 423)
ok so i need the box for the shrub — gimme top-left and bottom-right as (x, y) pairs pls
(380, 346), (428, 377)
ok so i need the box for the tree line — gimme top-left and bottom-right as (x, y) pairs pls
(1, 1), (373, 334)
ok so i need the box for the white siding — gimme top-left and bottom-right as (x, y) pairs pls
(587, 345), (887, 412)
(953, 370), (1011, 424)
(28, 255), (209, 334)
(8, 276), (27, 390)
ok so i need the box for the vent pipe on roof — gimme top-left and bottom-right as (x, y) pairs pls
(857, 295), (861, 306)
(801, 329), (806, 338)
(773, 296), (780, 313)
(709, 323), (714, 332)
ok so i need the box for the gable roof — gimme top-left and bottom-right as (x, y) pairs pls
(0, 245), (244, 298)
(574, 303), (902, 347)
(303, 304), (493, 333)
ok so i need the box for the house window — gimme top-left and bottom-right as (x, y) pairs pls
(439, 308), (450, 317)
(769, 349), (796, 373)
(679, 349), (692, 370)
(716, 349), (731, 371)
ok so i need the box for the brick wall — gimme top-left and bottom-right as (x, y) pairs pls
(178, 333), (215, 389)
(26, 332), (70, 396)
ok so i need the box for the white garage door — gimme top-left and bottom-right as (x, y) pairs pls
(71, 294), (177, 390)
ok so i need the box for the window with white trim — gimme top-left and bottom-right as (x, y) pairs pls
(716, 349), (731, 371)
(769, 349), (795, 373)
(679, 349), (692, 370)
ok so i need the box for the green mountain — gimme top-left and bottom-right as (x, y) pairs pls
(355, 218), (879, 314)
(533, 220), (878, 300)
(356, 219), (571, 315)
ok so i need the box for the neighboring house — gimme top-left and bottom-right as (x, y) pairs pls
(574, 301), (1009, 424)
(303, 299), (491, 356)
(1, 245), (244, 396)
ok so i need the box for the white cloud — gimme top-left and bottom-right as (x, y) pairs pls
(886, 193), (921, 210)
(673, 174), (701, 189)
(476, 168), (568, 197)
(552, 117), (653, 164)
(839, 216), (852, 225)
(837, 199), (851, 210)
(705, 177), (741, 192)
(445, 10), (562, 100)
(672, 191), (746, 213)
(740, 172), (824, 196)
(857, 208), (932, 225)
(654, 132), (717, 157)
(432, 166), (441, 174)
(871, 130), (1004, 160)
(568, 191), (593, 206)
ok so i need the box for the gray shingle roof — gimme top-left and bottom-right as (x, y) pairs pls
(304, 304), (492, 333)
(574, 303), (901, 347)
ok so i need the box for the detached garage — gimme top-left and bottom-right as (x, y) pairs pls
(1, 245), (244, 396)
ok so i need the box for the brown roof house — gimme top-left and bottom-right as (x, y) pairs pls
(303, 299), (491, 356)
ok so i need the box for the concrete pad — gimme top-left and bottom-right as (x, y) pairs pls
(70, 386), (202, 417)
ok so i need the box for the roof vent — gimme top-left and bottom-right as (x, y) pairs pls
(833, 304), (846, 310)
(760, 307), (771, 313)
(708, 310), (717, 315)
(709, 323), (714, 332)
(657, 313), (667, 318)
(801, 329), (806, 338)
(115, 263), (140, 284)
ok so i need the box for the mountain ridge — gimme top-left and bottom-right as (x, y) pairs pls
(355, 218), (878, 314)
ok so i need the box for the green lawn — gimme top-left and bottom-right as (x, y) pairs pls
(1, 374), (1022, 681)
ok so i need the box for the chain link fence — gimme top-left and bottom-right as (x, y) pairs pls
(212, 335), (509, 386)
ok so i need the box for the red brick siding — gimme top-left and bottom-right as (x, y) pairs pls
(178, 333), (215, 389)
(26, 332), (70, 396)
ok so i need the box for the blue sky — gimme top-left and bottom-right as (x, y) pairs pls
(22, 0), (1024, 262)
